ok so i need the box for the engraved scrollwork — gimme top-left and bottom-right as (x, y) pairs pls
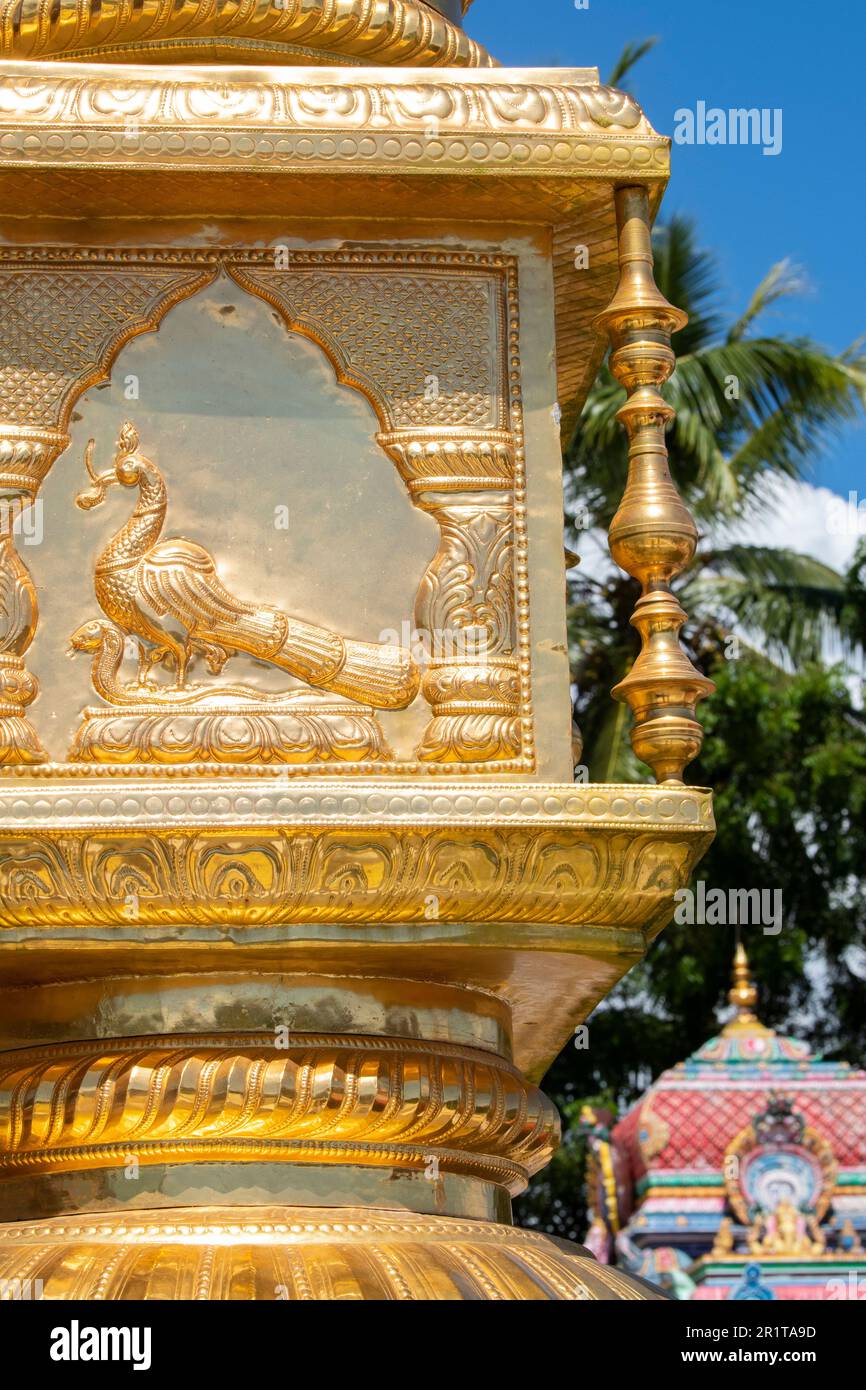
(412, 498), (519, 761)
(0, 546), (46, 766)
(385, 437), (514, 491)
(414, 500), (515, 650)
(0, 69), (649, 142)
(68, 699), (394, 766)
(414, 662), (521, 762)
(0, 819), (714, 930)
(0, 426), (68, 764)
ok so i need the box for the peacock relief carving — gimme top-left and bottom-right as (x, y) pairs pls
(73, 422), (420, 711)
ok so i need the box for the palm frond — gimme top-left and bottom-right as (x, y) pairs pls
(681, 546), (855, 666)
(696, 544), (846, 589)
(606, 37), (658, 91)
(728, 259), (811, 342)
(587, 698), (643, 783)
(722, 344), (866, 490)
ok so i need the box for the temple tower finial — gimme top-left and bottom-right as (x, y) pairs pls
(723, 942), (772, 1036)
(730, 942), (758, 1019)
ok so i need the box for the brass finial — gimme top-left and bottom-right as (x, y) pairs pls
(723, 943), (771, 1036)
(594, 186), (714, 784)
(729, 942), (758, 1019)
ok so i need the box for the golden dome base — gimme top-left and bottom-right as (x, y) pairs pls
(0, 1207), (665, 1301)
(2, 0), (493, 68)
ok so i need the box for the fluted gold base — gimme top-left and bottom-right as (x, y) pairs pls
(0, 1207), (665, 1301)
(0, 0), (492, 69)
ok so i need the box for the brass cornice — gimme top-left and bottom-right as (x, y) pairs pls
(0, 65), (669, 443)
(0, 775), (712, 825)
(0, 61), (664, 179)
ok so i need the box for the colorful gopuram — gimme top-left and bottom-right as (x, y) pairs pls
(586, 946), (866, 1300)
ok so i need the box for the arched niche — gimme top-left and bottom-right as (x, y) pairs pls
(0, 245), (522, 771)
(27, 274), (436, 761)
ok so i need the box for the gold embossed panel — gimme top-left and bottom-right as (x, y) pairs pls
(1, 244), (549, 775)
(28, 276), (436, 763)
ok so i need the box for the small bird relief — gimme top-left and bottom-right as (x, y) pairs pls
(68, 423), (420, 764)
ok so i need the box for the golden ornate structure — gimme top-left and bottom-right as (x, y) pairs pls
(0, 0), (712, 1299)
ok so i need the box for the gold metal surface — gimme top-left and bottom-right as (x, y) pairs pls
(1, 244), (536, 772)
(0, 505), (47, 764)
(0, 972), (513, 1054)
(72, 419), (419, 728)
(0, 1034), (557, 1191)
(0, 0), (492, 69)
(0, 56), (669, 453)
(0, 1163), (512, 1225)
(0, 24), (711, 1299)
(0, 1207), (667, 1300)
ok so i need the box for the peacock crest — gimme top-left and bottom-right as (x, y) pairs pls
(117, 421), (139, 455)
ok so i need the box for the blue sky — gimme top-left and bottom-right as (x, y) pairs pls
(468, 0), (864, 498)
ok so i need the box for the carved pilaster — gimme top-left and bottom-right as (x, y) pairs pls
(0, 426), (68, 764)
(380, 434), (520, 761)
(228, 251), (529, 768)
(594, 188), (714, 784)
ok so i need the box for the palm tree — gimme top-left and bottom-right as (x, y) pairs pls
(567, 215), (866, 781)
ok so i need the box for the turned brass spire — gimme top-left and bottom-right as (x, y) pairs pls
(723, 943), (773, 1036)
(595, 187), (715, 785)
